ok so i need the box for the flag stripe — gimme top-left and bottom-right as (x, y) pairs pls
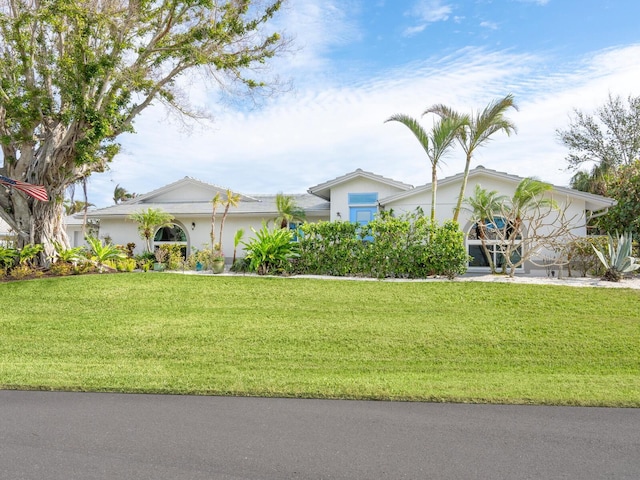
(0, 175), (49, 201)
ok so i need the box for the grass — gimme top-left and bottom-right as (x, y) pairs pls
(1, 273), (639, 406)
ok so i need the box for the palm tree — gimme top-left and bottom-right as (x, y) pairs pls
(508, 177), (556, 238)
(569, 163), (612, 196)
(218, 188), (241, 252)
(463, 184), (508, 273)
(385, 113), (467, 221)
(210, 192), (223, 248)
(113, 184), (136, 204)
(273, 193), (306, 229)
(425, 94), (518, 222)
(128, 208), (174, 252)
(64, 199), (94, 215)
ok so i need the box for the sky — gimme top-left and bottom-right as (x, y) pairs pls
(88, 0), (640, 207)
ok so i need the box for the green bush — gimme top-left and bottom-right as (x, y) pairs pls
(0, 245), (17, 269)
(243, 223), (299, 275)
(292, 211), (468, 279)
(566, 236), (609, 277)
(159, 244), (185, 270)
(293, 221), (361, 276)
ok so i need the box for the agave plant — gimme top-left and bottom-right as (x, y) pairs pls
(592, 232), (640, 282)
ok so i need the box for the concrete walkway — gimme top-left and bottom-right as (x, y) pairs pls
(1, 390), (639, 479)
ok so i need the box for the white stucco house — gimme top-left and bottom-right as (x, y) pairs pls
(67, 166), (616, 274)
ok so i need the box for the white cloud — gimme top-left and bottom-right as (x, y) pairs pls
(480, 21), (499, 30)
(409, 0), (453, 22)
(89, 41), (640, 207)
(401, 0), (453, 37)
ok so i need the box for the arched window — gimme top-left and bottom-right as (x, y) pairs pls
(154, 223), (188, 258)
(467, 217), (523, 271)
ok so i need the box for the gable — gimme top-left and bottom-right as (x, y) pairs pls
(146, 183), (223, 203)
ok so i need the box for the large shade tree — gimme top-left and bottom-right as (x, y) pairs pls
(0, 0), (286, 258)
(558, 94), (640, 238)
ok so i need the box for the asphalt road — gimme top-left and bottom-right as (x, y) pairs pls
(1, 390), (638, 479)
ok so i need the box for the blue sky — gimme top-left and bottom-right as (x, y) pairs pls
(90, 0), (640, 206)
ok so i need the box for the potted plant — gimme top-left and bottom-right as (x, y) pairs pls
(211, 248), (225, 274)
(153, 248), (167, 271)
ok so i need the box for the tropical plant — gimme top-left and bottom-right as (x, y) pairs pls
(243, 223), (299, 275)
(385, 113), (467, 220)
(210, 192), (223, 248)
(233, 228), (245, 266)
(85, 236), (125, 272)
(508, 177), (556, 237)
(218, 189), (241, 252)
(113, 184), (136, 204)
(18, 244), (44, 267)
(63, 200), (95, 215)
(592, 232), (640, 282)
(273, 193), (306, 229)
(463, 184), (508, 273)
(128, 208), (175, 252)
(425, 94), (518, 222)
(0, 245), (17, 269)
(51, 242), (86, 265)
(0, 0), (286, 254)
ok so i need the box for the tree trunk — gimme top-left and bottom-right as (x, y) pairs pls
(452, 153), (472, 222)
(0, 123), (88, 265)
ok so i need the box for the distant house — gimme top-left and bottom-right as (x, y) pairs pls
(0, 217), (14, 245)
(68, 166), (615, 274)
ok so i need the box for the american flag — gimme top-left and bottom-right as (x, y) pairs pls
(0, 175), (49, 202)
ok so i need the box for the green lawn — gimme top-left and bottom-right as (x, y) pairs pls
(1, 273), (639, 406)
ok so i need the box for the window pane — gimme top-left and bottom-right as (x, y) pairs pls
(348, 193), (378, 205)
(469, 245), (491, 267)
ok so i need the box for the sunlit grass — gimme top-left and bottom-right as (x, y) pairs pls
(1, 273), (639, 406)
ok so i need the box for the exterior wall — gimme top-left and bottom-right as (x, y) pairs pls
(91, 211), (329, 260)
(329, 178), (407, 221)
(385, 174), (591, 276)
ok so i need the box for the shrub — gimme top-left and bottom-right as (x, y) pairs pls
(243, 223), (299, 275)
(9, 264), (40, 280)
(566, 236), (609, 277)
(187, 245), (222, 271)
(49, 262), (74, 276)
(292, 212), (468, 279)
(158, 244), (185, 270)
(115, 257), (137, 272)
(293, 221), (361, 276)
(0, 245), (17, 269)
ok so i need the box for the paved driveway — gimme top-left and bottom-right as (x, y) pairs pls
(1, 390), (638, 479)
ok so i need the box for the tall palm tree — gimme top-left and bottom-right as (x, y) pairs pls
(210, 192), (223, 248)
(218, 188), (241, 252)
(385, 113), (468, 221)
(273, 193), (306, 229)
(425, 94), (518, 222)
(463, 184), (508, 273)
(128, 208), (174, 252)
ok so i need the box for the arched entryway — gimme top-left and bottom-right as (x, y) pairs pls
(153, 223), (189, 259)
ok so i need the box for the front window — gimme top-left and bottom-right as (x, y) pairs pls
(154, 224), (188, 258)
(467, 217), (523, 271)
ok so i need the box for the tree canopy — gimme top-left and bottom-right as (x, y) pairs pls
(558, 94), (640, 238)
(0, 0), (286, 254)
